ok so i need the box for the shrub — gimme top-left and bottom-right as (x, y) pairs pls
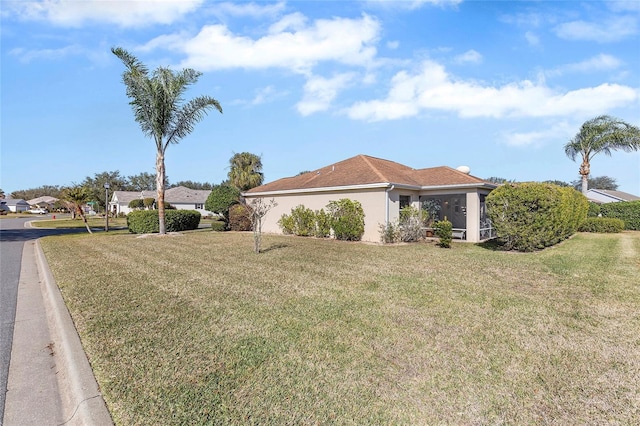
(128, 199), (144, 209)
(399, 205), (424, 242)
(486, 182), (588, 251)
(600, 201), (640, 230)
(143, 197), (155, 208)
(290, 205), (316, 236)
(229, 203), (252, 231)
(433, 219), (452, 248)
(326, 199), (365, 241)
(205, 184), (240, 225)
(127, 210), (201, 234)
(314, 209), (332, 238)
(587, 202), (601, 217)
(278, 213), (295, 234)
(578, 217), (625, 233)
(379, 222), (400, 244)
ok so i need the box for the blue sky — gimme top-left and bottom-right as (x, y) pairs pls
(1, 0), (639, 196)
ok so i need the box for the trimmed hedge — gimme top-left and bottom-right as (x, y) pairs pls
(578, 217), (625, 233)
(486, 183), (588, 251)
(278, 199), (365, 241)
(127, 210), (201, 234)
(600, 201), (640, 230)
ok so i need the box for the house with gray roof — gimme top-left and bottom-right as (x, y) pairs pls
(1, 199), (30, 212)
(586, 189), (640, 204)
(110, 186), (214, 216)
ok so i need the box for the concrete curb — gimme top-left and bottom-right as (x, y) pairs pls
(35, 240), (114, 426)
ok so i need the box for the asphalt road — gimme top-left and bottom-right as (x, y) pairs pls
(0, 216), (87, 422)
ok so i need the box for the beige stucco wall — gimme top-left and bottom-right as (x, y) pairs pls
(246, 186), (493, 243)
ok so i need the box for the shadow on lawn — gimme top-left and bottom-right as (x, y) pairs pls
(475, 239), (508, 251)
(261, 243), (289, 253)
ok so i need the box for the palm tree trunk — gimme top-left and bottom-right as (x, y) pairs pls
(579, 156), (590, 195)
(77, 206), (93, 234)
(156, 151), (166, 235)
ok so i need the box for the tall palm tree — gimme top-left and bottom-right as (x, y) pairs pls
(112, 47), (222, 234)
(564, 115), (640, 195)
(62, 185), (92, 234)
(228, 152), (264, 191)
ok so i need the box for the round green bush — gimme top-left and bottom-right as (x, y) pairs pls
(327, 199), (365, 241)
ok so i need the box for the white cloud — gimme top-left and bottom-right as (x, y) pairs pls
(555, 16), (638, 43)
(525, 31), (540, 47)
(453, 49), (482, 64)
(211, 1), (286, 19)
(346, 60), (638, 121)
(501, 121), (574, 147)
(10, 44), (84, 62)
(154, 14), (380, 73)
(366, 0), (462, 10)
(297, 73), (355, 116)
(386, 40), (400, 50)
(7, 0), (202, 27)
(546, 54), (622, 77)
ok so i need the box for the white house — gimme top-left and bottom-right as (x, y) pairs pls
(586, 189), (640, 204)
(1, 199), (30, 212)
(110, 186), (214, 216)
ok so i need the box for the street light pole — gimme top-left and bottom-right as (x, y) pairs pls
(104, 183), (110, 232)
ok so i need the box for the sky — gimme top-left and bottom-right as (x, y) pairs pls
(1, 0), (639, 196)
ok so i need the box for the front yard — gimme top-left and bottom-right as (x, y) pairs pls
(40, 231), (640, 424)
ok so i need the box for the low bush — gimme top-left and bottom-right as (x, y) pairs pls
(587, 202), (601, 217)
(210, 220), (226, 232)
(327, 199), (365, 241)
(127, 210), (201, 234)
(379, 222), (400, 244)
(399, 206), (424, 242)
(314, 209), (331, 238)
(229, 204), (252, 231)
(600, 201), (640, 230)
(578, 217), (625, 233)
(433, 219), (452, 248)
(278, 214), (295, 235)
(143, 197), (155, 208)
(290, 205), (316, 237)
(128, 199), (144, 209)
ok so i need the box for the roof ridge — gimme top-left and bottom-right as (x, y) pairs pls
(360, 155), (389, 182)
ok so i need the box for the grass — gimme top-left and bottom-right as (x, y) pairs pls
(30, 217), (129, 229)
(40, 232), (640, 425)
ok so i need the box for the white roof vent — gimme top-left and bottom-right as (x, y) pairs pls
(456, 165), (470, 174)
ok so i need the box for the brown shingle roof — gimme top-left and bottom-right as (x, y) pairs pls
(246, 154), (492, 193)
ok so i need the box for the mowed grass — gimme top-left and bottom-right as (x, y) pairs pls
(30, 217), (129, 229)
(40, 232), (640, 425)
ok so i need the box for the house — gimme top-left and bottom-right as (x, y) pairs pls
(243, 154), (498, 243)
(586, 189), (640, 204)
(1, 199), (30, 212)
(110, 186), (214, 216)
(27, 196), (59, 210)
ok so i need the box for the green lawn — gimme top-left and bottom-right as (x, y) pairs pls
(30, 217), (129, 229)
(40, 232), (640, 425)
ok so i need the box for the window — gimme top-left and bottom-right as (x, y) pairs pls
(399, 195), (411, 209)
(195, 203), (204, 209)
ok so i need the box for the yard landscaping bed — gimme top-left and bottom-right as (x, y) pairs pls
(40, 232), (640, 424)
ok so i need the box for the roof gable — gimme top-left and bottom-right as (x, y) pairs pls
(246, 154), (492, 194)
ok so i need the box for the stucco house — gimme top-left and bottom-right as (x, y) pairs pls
(586, 189), (640, 204)
(1, 199), (30, 212)
(243, 154), (498, 243)
(27, 196), (59, 210)
(110, 186), (214, 216)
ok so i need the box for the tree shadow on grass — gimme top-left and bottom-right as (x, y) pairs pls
(476, 239), (509, 251)
(260, 243), (289, 253)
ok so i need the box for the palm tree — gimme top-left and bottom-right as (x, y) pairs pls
(112, 47), (222, 234)
(564, 115), (640, 195)
(62, 185), (92, 234)
(228, 152), (264, 191)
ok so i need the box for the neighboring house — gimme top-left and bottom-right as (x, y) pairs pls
(586, 189), (640, 204)
(27, 195), (59, 210)
(243, 154), (498, 243)
(1, 199), (30, 212)
(110, 186), (214, 216)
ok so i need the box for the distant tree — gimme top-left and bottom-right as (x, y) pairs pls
(572, 175), (618, 192)
(485, 177), (516, 185)
(126, 172), (159, 191)
(170, 180), (214, 190)
(564, 115), (640, 194)
(297, 170), (311, 176)
(10, 185), (63, 200)
(82, 171), (127, 212)
(204, 183), (240, 227)
(0, 188), (4, 199)
(542, 180), (571, 187)
(62, 185), (92, 234)
(112, 47), (222, 235)
(228, 152), (264, 191)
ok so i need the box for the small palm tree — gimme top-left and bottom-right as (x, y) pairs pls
(228, 152), (264, 191)
(112, 47), (222, 234)
(564, 115), (640, 195)
(62, 185), (92, 234)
